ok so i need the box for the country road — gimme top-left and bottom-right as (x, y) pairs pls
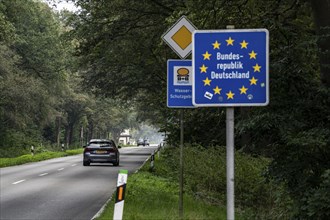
(0, 145), (158, 220)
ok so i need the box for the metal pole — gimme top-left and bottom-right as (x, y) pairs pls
(179, 109), (184, 219)
(226, 107), (235, 220)
(150, 151), (155, 170)
(226, 24), (235, 220)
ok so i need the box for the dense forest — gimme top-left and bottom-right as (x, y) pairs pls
(0, 0), (139, 155)
(0, 0), (329, 218)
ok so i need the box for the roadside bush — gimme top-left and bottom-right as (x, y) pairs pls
(0, 149), (83, 167)
(154, 145), (293, 219)
(0, 146), (29, 158)
(304, 169), (330, 219)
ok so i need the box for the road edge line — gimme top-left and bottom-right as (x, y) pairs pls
(91, 189), (115, 220)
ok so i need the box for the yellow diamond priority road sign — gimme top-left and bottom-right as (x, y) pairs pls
(162, 16), (197, 59)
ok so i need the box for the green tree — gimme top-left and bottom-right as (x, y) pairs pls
(85, 98), (137, 144)
(69, 0), (329, 217)
(311, 0), (330, 86)
(0, 0), (74, 151)
(3, 0), (66, 82)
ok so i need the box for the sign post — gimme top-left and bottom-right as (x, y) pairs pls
(31, 145), (35, 156)
(225, 25), (235, 220)
(193, 27), (269, 220)
(162, 16), (197, 219)
(226, 106), (235, 219)
(113, 170), (128, 220)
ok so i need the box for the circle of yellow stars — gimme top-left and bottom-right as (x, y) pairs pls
(199, 36), (262, 100)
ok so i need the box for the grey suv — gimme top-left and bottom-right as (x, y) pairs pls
(83, 139), (120, 166)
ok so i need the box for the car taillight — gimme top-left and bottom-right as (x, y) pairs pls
(84, 148), (92, 153)
(109, 148), (116, 153)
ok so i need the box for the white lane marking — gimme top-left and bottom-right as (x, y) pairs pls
(12, 180), (26, 185)
(39, 173), (48, 177)
(71, 164), (77, 167)
(58, 168), (64, 171)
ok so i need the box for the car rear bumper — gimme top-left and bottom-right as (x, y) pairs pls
(84, 153), (117, 163)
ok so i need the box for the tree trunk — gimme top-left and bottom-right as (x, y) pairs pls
(85, 127), (89, 144)
(111, 129), (122, 145)
(80, 126), (83, 147)
(64, 123), (74, 147)
(311, 0), (330, 86)
(56, 116), (61, 148)
(88, 123), (94, 140)
(64, 126), (70, 149)
(68, 123), (74, 146)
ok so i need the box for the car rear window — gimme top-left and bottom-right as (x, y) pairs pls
(88, 142), (113, 148)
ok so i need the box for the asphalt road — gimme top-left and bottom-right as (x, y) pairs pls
(0, 145), (158, 220)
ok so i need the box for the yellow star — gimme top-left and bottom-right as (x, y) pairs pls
(200, 64), (208, 73)
(253, 63), (261, 72)
(213, 86), (222, 94)
(226, 37), (234, 46)
(240, 40), (248, 49)
(250, 77), (258, 85)
(203, 77), (211, 86)
(239, 85), (248, 94)
(249, 50), (257, 59)
(226, 90), (235, 99)
(212, 40), (220, 49)
(202, 51), (211, 60)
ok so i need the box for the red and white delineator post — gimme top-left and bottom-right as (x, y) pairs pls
(113, 170), (128, 220)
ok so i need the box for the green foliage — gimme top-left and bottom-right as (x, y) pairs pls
(152, 146), (293, 219)
(0, 6), (15, 43)
(0, 146), (29, 158)
(70, 0), (173, 124)
(0, 149), (83, 168)
(304, 169), (330, 219)
(268, 126), (330, 218)
(0, 0), (138, 154)
(3, 0), (66, 81)
(69, 0), (329, 217)
(0, 0), (328, 218)
(81, 98), (138, 144)
(97, 171), (230, 220)
(0, 0), (68, 150)
(0, 128), (44, 157)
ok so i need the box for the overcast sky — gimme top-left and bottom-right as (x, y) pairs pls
(43, 0), (79, 12)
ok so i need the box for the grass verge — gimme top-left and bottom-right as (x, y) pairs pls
(0, 149), (83, 168)
(96, 145), (293, 220)
(96, 147), (245, 220)
(97, 171), (231, 220)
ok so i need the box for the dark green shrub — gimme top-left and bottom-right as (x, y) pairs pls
(304, 169), (330, 219)
(155, 145), (293, 219)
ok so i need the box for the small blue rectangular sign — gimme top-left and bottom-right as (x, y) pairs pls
(192, 29), (269, 107)
(167, 60), (194, 108)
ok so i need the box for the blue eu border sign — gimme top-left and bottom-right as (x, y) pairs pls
(167, 60), (194, 108)
(192, 29), (269, 107)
